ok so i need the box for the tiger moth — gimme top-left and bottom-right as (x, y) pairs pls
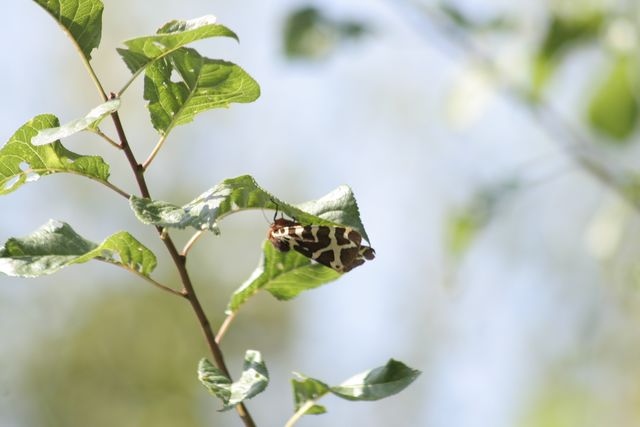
(268, 218), (375, 273)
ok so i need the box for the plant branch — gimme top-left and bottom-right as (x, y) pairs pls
(181, 230), (206, 257)
(215, 310), (237, 344)
(65, 32), (107, 102)
(92, 128), (122, 149)
(108, 94), (257, 427)
(284, 400), (318, 427)
(118, 69), (145, 97)
(397, 0), (640, 211)
(98, 259), (185, 297)
(102, 182), (131, 199)
(142, 133), (169, 171)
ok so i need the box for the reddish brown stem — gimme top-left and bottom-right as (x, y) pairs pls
(109, 94), (256, 427)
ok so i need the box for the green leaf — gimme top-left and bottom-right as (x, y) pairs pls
(227, 241), (341, 313)
(0, 220), (157, 277)
(439, 3), (513, 33)
(143, 47), (259, 135)
(531, 13), (603, 97)
(288, 360), (420, 421)
(197, 359), (232, 403)
(0, 114), (111, 195)
(198, 350), (269, 411)
(588, 56), (639, 141)
(291, 373), (330, 415)
(283, 6), (368, 60)
(329, 359), (421, 401)
(33, 0), (103, 60)
(130, 175), (369, 241)
(117, 15), (238, 75)
(445, 180), (519, 258)
(32, 99), (120, 146)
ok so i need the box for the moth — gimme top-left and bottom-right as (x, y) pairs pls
(268, 218), (375, 273)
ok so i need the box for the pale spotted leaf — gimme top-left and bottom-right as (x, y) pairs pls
(198, 350), (269, 411)
(0, 115), (111, 195)
(227, 240), (340, 313)
(329, 359), (421, 401)
(129, 175), (370, 241)
(288, 360), (420, 422)
(32, 99), (120, 146)
(291, 373), (330, 415)
(0, 220), (156, 277)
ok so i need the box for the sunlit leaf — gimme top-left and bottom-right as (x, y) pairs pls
(0, 115), (110, 195)
(288, 360), (420, 422)
(588, 56), (639, 141)
(532, 13), (603, 97)
(144, 47), (259, 135)
(227, 241), (340, 313)
(329, 359), (421, 401)
(198, 350), (269, 411)
(117, 15), (237, 75)
(283, 6), (368, 60)
(291, 373), (329, 415)
(32, 99), (120, 146)
(0, 220), (156, 277)
(33, 0), (103, 59)
(130, 175), (369, 240)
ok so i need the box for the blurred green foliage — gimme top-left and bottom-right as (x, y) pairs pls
(532, 12), (604, 97)
(282, 6), (368, 60)
(438, 3), (514, 33)
(588, 55), (640, 141)
(21, 288), (228, 427)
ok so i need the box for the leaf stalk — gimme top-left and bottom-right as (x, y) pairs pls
(284, 400), (318, 427)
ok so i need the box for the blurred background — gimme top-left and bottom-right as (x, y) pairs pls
(2, 0), (640, 426)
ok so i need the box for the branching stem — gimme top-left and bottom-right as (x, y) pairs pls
(97, 259), (185, 297)
(92, 128), (122, 149)
(108, 95), (257, 427)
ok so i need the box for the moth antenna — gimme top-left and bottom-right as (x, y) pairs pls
(270, 197), (280, 222)
(260, 208), (271, 225)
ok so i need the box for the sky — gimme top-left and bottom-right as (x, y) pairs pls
(1, 1), (636, 426)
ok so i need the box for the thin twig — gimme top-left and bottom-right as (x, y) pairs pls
(92, 128), (122, 149)
(108, 96), (256, 427)
(97, 259), (186, 297)
(215, 311), (237, 344)
(117, 70), (144, 97)
(54, 169), (130, 199)
(100, 180), (131, 199)
(284, 400), (318, 427)
(182, 230), (206, 257)
(142, 133), (169, 171)
(61, 25), (107, 101)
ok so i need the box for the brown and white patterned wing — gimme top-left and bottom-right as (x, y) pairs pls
(269, 220), (374, 273)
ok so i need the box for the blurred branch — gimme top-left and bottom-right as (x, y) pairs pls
(395, 0), (640, 211)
